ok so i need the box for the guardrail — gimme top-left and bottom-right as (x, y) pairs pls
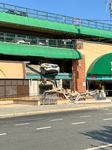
(0, 2), (112, 31)
(0, 32), (75, 49)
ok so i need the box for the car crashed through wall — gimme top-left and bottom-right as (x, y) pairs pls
(40, 63), (60, 76)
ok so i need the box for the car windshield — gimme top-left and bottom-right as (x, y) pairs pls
(45, 64), (51, 66)
(52, 65), (57, 68)
(45, 64), (58, 67)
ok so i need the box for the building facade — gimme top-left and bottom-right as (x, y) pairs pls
(0, 3), (112, 97)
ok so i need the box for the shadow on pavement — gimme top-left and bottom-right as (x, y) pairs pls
(80, 126), (112, 148)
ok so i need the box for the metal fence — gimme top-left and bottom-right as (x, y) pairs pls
(0, 2), (112, 31)
(40, 93), (57, 105)
(0, 32), (75, 49)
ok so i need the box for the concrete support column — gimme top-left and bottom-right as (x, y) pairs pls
(72, 55), (86, 93)
(72, 59), (78, 92)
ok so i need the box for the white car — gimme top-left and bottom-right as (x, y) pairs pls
(17, 39), (31, 45)
(12, 38), (31, 45)
(40, 63), (60, 75)
(17, 39), (30, 45)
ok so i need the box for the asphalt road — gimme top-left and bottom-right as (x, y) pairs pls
(1, 108), (112, 150)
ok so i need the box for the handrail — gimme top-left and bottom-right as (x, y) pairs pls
(0, 32), (75, 49)
(0, 2), (112, 31)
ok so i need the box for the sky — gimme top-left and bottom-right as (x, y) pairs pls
(1, 0), (112, 23)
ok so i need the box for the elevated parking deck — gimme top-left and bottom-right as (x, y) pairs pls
(0, 32), (75, 49)
(0, 3), (112, 39)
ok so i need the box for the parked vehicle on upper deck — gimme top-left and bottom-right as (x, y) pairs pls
(12, 38), (31, 45)
(16, 39), (30, 45)
(6, 9), (28, 17)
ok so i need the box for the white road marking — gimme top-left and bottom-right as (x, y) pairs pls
(50, 118), (63, 121)
(103, 118), (112, 121)
(85, 143), (112, 150)
(72, 122), (85, 125)
(0, 133), (6, 136)
(37, 126), (51, 130)
(80, 115), (91, 118)
(107, 113), (112, 115)
(102, 108), (108, 110)
(15, 123), (29, 126)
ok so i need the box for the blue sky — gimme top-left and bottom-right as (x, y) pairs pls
(1, 0), (112, 22)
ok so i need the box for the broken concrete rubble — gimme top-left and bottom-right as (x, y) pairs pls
(42, 88), (97, 104)
(13, 89), (108, 106)
(69, 91), (97, 102)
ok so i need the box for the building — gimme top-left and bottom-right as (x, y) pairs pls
(0, 3), (112, 97)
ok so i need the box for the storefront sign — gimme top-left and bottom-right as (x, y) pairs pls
(87, 75), (112, 80)
(91, 76), (97, 79)
(102, 76), (112, 79)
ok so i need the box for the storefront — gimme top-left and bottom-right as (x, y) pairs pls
(87, 53), (112, 96)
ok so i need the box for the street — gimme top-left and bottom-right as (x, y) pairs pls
(0, 108), (112, 150)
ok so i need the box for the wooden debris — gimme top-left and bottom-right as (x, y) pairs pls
(69, 91), (96, 102)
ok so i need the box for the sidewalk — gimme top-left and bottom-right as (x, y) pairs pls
(1, 101), (112, 118)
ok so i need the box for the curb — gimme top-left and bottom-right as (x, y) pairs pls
(1, 104), (112, 118)
(0, 107), (4, 109)
(0, 100), (13, 105)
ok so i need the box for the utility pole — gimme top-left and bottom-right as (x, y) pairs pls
(109, 0), (112, 19)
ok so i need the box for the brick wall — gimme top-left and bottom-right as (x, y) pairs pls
(72, 55), (86, 93)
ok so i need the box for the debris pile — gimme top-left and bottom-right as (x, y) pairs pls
(69, 91), (96, 102)
(41, 88), (69, 105)
(95, 90), (106, 100)
(42, 88), (97, 104)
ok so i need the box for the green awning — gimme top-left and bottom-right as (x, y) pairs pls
(1, 12), (112, 39)
(87, 53), (112, 75)
(0, 42), (82, 59)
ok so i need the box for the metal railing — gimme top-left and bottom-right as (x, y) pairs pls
(0, 32), (75, 49)
(40, 93), (57, 105)
(0, 3), (112, 31)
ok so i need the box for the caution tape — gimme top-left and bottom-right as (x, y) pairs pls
(0, 96), (43, 101)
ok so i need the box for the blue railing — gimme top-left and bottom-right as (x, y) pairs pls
(0, 2), (112, 31)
